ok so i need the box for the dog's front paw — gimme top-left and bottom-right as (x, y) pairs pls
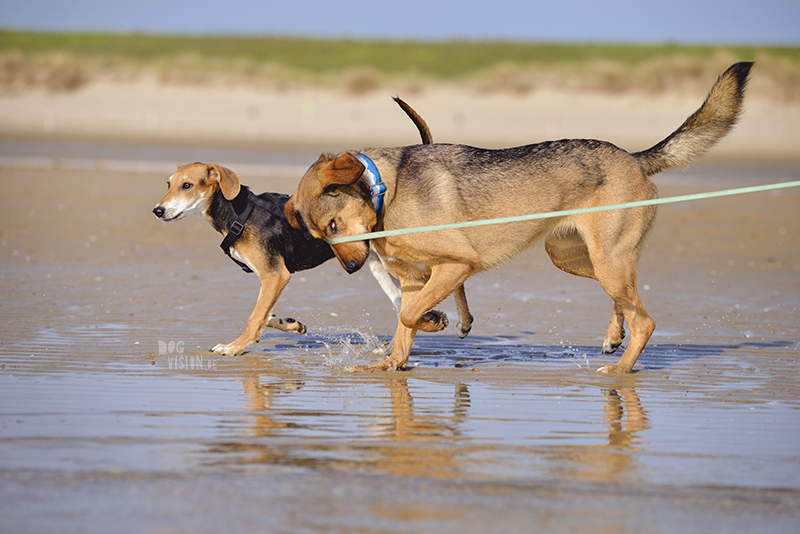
(418, 310), (449, 332)
(211, 343), (233, 355)
(596, 363), (634, 374)
(210, 343), (239, 356)
(210, 339), (252, 356)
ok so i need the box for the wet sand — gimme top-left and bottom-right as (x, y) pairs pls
(1, 96), (800, 532)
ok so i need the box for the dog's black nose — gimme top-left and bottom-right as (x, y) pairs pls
(344, 260), (363, 274)
(153, 206), (165, 218)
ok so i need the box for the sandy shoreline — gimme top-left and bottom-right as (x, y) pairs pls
(1, 77), (798, 160)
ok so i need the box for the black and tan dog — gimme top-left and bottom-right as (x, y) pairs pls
(285, 62), (753, 373)
(153, 98), (473, 356)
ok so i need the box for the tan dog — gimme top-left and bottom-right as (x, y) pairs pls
(285, 62), (753, 373)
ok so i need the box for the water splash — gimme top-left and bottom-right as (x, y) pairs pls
(318, 331), (390, 370)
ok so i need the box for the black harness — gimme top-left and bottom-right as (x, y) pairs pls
(219, 191), (297, 274)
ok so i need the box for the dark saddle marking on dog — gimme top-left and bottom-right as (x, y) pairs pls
(219, 190), (295, 273)
(220, 189), (334, 274)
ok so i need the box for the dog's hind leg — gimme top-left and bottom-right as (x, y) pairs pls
(545, 228), (626, 350)
(545, 229), (627, 354)
(601, 304), (626, 354)
(545, 225), (652, 372)
(581, 222), (655, 373)
(593, 265), (654, 373)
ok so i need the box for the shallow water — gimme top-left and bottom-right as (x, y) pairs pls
(1, 141), (799, 533)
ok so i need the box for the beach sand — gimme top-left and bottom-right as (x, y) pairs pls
(1, 79), (799, 533)
(1, 75), (798, 158)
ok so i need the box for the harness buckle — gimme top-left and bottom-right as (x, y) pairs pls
(230, 220), (245, 236)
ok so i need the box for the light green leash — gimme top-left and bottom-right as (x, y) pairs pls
(327, 180), (800, 245)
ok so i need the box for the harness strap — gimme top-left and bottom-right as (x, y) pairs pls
(219, 191), (298, 274)
(219, 194), (255, 273)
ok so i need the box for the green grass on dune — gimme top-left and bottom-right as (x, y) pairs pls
(1, 30), (798, 98)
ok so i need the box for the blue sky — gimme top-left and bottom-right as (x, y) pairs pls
(1, 0), (798, 45)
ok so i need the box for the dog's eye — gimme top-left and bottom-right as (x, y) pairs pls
(328, 220), (337, 235)
(181, 182), (192, 190)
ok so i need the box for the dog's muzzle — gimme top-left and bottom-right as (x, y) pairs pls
(332, 242), (369, 274)
(343, 259), (362, 274)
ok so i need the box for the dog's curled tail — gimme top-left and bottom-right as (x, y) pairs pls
(633, 62), (753, 177)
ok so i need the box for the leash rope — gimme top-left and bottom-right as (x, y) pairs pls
(327, 180), (800, 245)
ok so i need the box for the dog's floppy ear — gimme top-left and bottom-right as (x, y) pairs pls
(318, 152), (365, 188)
(208, 163), (241, 200)
(284, 195), (302, 230)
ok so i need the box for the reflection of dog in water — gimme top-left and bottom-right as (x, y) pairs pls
(285, 62), (753, 373)
(561, 387), (651, 483)
(234, 376), (471, 476)
(224, 376), (648, 481)
(152, 98), (473, 356)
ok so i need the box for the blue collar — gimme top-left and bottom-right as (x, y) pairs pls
(356, 153), (386, 215)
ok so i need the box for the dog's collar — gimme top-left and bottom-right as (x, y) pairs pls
(356, 153), (386, 215)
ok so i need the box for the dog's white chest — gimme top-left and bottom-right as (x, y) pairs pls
(229, 246), (256, 273)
